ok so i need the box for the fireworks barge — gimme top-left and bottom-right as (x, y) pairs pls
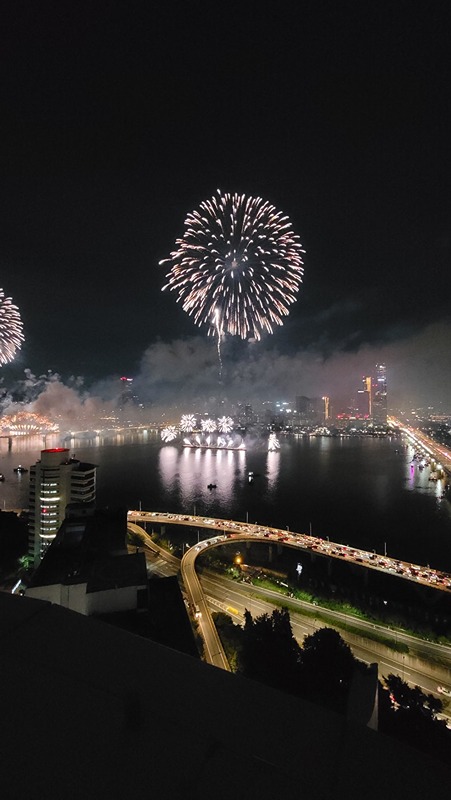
(182, 443), (246, 451)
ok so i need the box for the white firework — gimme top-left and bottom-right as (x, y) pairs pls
(201, 418), (216, 433)
(0, 288), (24, 365)
(217, 415), (234, 434)
(161, 425), (178, 443)
(268, 433), (280, 452)
(161, 191), (305, 342)
(180, 413), (197, 432)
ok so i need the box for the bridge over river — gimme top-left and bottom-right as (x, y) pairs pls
(128, 510), (451, 594)
(128, 510), (451, 671)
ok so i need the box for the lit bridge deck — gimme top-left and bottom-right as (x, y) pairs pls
(128, 510), (451, 670)
(128, 510), (451, 594)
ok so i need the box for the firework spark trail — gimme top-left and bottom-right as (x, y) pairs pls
(214, 308), (223, 379)
(0, 289), (24, 366)
(160, 191), (305, 348)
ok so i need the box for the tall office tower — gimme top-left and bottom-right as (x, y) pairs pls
(356, 376), (372, 417)
(28, 448), (97, 565)
(372, 363), (387, 425)
(363, 376), (372, 416)
(322, 396), (331, 423)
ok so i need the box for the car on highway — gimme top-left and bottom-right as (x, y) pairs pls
(437, 685), (451, 697)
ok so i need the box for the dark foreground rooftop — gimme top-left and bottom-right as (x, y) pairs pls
(1, 591), (450, 800)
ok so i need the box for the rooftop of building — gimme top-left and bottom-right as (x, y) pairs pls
(28, 507), (141, 590)
(1, 590), (450, 800)
(96, 574), (200, 659)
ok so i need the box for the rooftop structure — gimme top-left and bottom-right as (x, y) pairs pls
(26, 507), (147, 616)
(1, 591), (450, 799)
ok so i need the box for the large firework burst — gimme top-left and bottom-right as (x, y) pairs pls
(0, 289), (24, 366)
(161, 191), (305, 342)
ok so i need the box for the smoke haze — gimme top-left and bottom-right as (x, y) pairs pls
(1, 319), (450, 427)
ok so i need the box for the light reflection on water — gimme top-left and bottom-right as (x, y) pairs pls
(266, 451), (280, 493)
(159, 446), (249, 511)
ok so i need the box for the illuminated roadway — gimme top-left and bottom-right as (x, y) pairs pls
(390, 415), (451, 475)
(128, 510), (451, 593)
(128, 510), (451, 673)
(202, 572), (451, 699)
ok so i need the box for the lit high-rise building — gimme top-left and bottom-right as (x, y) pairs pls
(28, 448), (97, 565)
(356, 376), (372, 418)
(372, 363), (387, 425)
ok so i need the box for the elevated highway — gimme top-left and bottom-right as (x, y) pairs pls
(128, 510), (451, 593)
(128, 509), (451, 671)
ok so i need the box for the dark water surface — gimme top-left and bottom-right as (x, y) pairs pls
(1, 431), (451, 571)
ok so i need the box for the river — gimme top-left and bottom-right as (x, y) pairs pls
(1, 430), (451, 571)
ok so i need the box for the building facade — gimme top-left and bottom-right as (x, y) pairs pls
(28, 447), (97, 564)
(372, 363), (387, 425)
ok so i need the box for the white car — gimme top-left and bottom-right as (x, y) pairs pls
(437, 686), (451, 697)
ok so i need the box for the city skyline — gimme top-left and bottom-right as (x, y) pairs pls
(1, 351), (451, 430)
(1, 5), (450, 412)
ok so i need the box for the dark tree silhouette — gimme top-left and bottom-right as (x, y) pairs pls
(300, 627), (356, 704)
(239, 607), (301, 694)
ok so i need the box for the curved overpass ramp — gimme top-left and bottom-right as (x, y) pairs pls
(128, 510), (451, 671)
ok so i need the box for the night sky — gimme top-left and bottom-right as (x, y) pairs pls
(1, 2), (451, 412)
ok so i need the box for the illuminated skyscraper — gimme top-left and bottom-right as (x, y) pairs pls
(356, 376), (372, 418)
(28, 448), (97, 565)
(372, 363), (387, 425)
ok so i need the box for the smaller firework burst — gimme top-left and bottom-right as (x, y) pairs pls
(217, 415), (234, 434)
(268, 433), (280, 452)
(201, 418), (216, 433)
(161, 425), (178, 443)
(180, 414), (197, 432)
(0, 411), (59, 436)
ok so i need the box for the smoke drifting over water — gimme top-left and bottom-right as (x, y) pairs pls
(1, 321), (450, 425)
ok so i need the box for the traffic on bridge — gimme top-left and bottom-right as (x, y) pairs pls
(128, 510), (451, 673)
(390, 416), (451, 476)
(128, 510), (451, 594)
